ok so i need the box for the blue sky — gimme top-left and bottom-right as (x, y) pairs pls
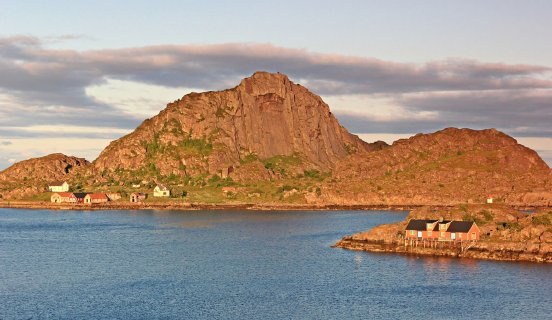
(0, 0), (551, 168)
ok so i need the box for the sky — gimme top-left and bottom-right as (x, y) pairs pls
(0, 0), (551, 169)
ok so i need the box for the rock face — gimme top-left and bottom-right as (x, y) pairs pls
(94, 72), (383, 178)
(0, 153), (89, 183)
(327, 128), (552, 205)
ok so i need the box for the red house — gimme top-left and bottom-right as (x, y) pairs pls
(405, 219), (480, 241)
(84, 193), (109, 204)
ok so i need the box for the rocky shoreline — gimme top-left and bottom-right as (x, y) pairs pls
(334, 204), (552, 264)
(333, 237), (552, 263)
(0, 200), (420, 212)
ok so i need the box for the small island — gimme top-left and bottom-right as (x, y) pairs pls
(334, 204), (552, 263)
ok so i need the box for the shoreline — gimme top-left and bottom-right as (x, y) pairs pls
(0, 201), (424, 212)
(0, 201), (546, 212)
(333, 237), (552, 263)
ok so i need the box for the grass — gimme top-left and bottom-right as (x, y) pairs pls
(262, 153), (303, 176)
(240, 153), (259, 164)
(532, 212), (552, 226)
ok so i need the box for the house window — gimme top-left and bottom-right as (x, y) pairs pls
(428, 231), (432, 236)
(410, 230), (415, 235)
(458, 233), (463, 238)
(440, 232), (445, 237)
(471, 233), (476, 240)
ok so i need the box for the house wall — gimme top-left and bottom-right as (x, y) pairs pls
(51, 194), (61, 203)
(130, 194), (146, 202)
(406, 228), (479, 241)
(467, 225), (480, 240)
(51, 194), (76, 203)
(153, 189), (170, 197)
(49, 183), (69, 192)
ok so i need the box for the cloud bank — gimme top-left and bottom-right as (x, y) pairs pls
(0, 35), (551, 166)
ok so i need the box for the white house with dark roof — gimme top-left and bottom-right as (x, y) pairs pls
(48, 181), (69, 192)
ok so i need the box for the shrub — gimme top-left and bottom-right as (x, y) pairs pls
(463, 213), (487, 226)
(208, 175), (221, 184)
(480, 209), (494, 221)
(240, 153), (259, 164)
(303, 170), (321, 179)
(497, 222), (522, 231)
(532, 214), (551, 226)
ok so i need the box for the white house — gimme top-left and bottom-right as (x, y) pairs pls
(153, 184), (170, 197)
(486, 196), (494, 204)
(48, 181), (69, 192)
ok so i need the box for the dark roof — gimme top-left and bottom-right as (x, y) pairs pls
(447, 221), (476, 233)
(73, 192), (89, 199)
(405, 219), (438, 231)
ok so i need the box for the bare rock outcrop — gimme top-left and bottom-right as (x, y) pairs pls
(0, 153), (90, 199)
(0, 153), (89, 183)
(330, 128), (552, 205)
(93, 72), (383, 180)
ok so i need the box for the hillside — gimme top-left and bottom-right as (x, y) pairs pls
(323, 128), (552, 206)
(0, 153), (89, 199)
(93, 72), (385, 183)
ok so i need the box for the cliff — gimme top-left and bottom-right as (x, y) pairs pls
(93, 72), (383, 181)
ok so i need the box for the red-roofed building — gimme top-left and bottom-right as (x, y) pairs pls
(84, 193), (109, 204)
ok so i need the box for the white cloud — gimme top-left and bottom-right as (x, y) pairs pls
(325, 95), (439, 122)
(0, 137), (113, 170)
(86, 78), (199, 118)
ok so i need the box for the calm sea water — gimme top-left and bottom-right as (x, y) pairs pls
(0, 209), (551, 319)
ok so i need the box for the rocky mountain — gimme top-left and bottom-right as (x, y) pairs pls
(0, 153), (89, 199)
(0, 72), (550, 206)
(326, 128), (552, 205)
(93, 72), (385, 181)
(0, 153), (89, 183)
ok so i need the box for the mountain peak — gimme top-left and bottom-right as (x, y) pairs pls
(237, 71), (293, 98)
(93, 72), (377, 178)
